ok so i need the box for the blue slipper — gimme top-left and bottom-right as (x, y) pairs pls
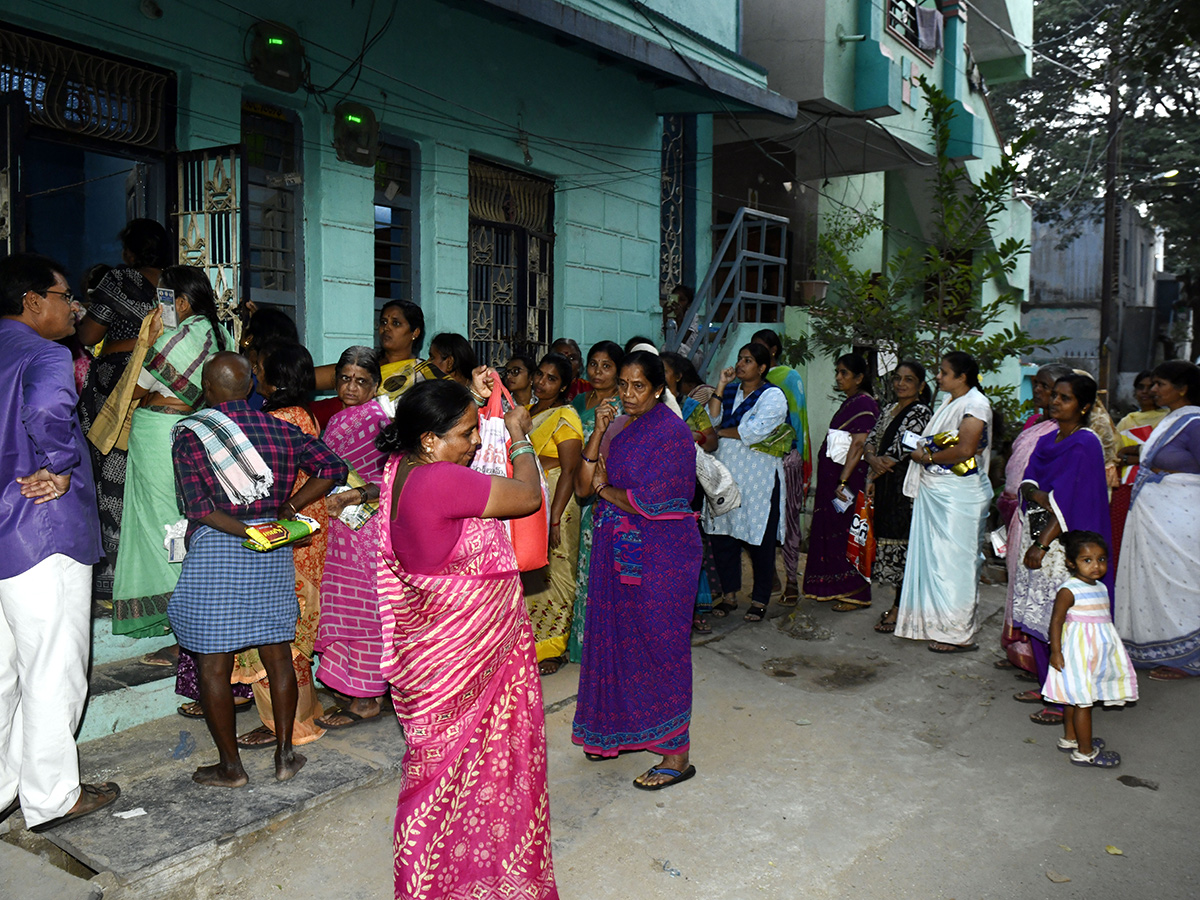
(633, 764), (696, 791)
(1071, 749), (1121, 768)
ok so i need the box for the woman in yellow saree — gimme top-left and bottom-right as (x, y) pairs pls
(522, 352), (583, 674)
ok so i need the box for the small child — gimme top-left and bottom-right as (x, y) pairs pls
(1042, 530), (1138, 768)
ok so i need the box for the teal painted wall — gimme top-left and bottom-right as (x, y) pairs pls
(566, 0), (744, 57)
(6, 0), (747, 366)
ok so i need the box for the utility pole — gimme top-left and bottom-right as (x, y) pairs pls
(1098, 14), (1123, 399)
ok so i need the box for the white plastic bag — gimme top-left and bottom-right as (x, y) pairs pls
(697, 450), (741, 517)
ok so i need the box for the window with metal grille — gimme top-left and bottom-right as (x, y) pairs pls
(887, 0), (920, 47)
(0, 26), (170, 149)
(242, 100), (302, 316)
(467, 159), (553, 368)
(374, 139), (417, 310)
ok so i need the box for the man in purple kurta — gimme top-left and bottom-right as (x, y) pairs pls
(0, 253), (118, 831)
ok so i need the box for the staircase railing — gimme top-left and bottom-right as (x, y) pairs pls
(664, 207), (790, 378)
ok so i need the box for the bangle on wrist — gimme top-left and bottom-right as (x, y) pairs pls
(1035, 542), (1050, 552)
(510, 445), (535, 461)
(550, 520), (560, 527)
(581, 452), (597, 463)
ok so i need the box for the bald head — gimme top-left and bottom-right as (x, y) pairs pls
(203, 351), (253, 405)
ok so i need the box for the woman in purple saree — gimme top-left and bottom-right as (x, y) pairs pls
(1011, 374), (1113, 725)
(573, 351), (702, 791)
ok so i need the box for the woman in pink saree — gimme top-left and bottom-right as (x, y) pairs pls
(376, 379), (557, 900)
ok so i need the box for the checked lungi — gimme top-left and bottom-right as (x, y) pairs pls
(168, 523), (298, 654)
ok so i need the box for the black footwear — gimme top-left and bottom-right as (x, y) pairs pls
(0, 796), (19, 824)
(30, 782), (120, 833)
(632, 764), (696, 791)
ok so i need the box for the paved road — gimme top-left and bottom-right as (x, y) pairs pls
(160, 583), (1198, 900)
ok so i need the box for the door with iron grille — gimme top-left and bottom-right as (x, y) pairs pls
(174, 144), (247, 328)
(467, 160), (553, 368)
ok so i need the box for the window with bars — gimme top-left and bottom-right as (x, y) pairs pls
(887, 0), (920, 47)
(374, 139), (417, 310)
(242, 101), (302, 317)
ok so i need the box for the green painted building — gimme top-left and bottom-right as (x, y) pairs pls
(1, 0), (794, 371)
(0, 0), (795, 737)
(712, 0), (1033, 436)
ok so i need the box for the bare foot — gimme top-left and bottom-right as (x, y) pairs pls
(192, 763), (248, 788)
(275, 750), (307, 782)
(633, 753), (689, 788)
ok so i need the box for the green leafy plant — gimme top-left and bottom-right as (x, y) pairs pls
(804, 79), (1061, 403)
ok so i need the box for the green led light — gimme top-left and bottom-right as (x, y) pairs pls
(346, 114), (362, 124)
(267, 37), (285, 46)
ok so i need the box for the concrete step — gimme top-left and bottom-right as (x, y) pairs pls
(10, 691), (406, 899)
(0, 839), (103, 900)
(80, 651), (181, 744)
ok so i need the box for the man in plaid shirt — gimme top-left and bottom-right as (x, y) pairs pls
(170, 352), (347, 787)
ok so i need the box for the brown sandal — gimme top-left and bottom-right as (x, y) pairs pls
(873, 606), (898, 633)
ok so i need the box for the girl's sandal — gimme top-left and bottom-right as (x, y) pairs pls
(691, 615), (712, 634)
(743, 603), (768, 622)
(1070, 748), (1121, 768)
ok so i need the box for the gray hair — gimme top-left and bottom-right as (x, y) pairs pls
(336, 345), (382, 386)
(1036, 363), (1075, 382)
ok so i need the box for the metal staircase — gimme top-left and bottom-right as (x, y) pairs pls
(664, 207), (789, 377)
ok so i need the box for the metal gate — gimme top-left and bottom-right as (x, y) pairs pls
(467, 160), (553, 367)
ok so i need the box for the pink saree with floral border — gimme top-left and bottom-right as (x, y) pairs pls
(377, 455), (558, 900)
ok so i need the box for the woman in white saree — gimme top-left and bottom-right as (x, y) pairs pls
(895, 352), (993, 652)
(1114, 360), (1200, 681)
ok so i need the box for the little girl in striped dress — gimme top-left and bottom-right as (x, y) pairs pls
(1043, 530), (1138, 767)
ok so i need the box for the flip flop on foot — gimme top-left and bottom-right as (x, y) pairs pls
(832, 601), (870, 612)
(236, 725), (278, 750)
(992, 658), (1015, 669)
(30, 782), (121, 832)
(315, 706), (384, 730)
(177, 698), (254, 719)
(743, 603), (768, 622)
(632, 764), (696, 791)
(1148, 666), (1193, 681)
(140, 645), (179, 667)
(928, 642), (979, 653)
(874, 607), (899, 633)
(692, 615), (712, 634)
(710, 599), (738, 618)
(779, 583), (800, 607)
(1013, 689), (1043, 703)
(1029, 707), (1064, 725)
(538, 655), (567, 676)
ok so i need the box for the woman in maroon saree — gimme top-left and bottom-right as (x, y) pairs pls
(803, 353), (879, 609)
(376, 379), (556, 900)
(573, 351), (702, 791)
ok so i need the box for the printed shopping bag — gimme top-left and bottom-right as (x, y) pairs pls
(845, 491), (875, 580)
(471, 379), (549, 571)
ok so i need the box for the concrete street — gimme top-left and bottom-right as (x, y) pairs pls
(4, 582), (1197, 900)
